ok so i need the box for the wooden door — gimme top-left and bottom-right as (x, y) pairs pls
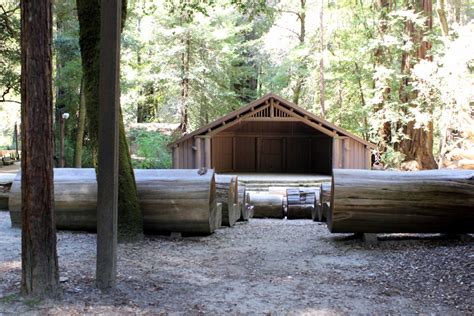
(259, 138), (282, 172)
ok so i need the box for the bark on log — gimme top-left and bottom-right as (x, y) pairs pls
(10, 168), (219, 235)
(237, 182), (250, 221)
(134, 169), (217, 234)
(247, 192), (284, 218)
(311, 196), (320, 221)
(215, 175), (239, 227)
(329, 169), (474, 233)
(317, 183), (331, 222)
(9, 169), (97, 230)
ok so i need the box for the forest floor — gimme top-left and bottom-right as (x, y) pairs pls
(0, 210), (472, 315)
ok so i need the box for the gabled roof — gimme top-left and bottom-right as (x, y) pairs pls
(173, 93), (375, 148)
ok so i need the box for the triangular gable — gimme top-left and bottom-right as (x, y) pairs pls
(173, 93), (375, 148)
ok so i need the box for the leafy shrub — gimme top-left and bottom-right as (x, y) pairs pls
(131, 130), (172, 169)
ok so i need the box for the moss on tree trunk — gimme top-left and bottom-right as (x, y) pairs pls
(77, 0), (143, 241)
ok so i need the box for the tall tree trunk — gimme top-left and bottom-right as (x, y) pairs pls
(76, 0), (143, 241)
(179, 34), (190, 134)
(20, 0), (59, 297)
(318, 0), (326, 118)
(436, 0), (449, 36)
(292, 0), (306, 105)
(374, 0), (392, 151)
(74, 78), (86, 167)
(399, 0), (437, 169)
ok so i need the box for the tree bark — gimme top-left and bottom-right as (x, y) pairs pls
(291, 0), (306, 106)
(399, 0), (437, 170)
(10, 168), (220, 235)
(76, 0), (143, 241)
(215, 175), (240, 227)
(436, 0), (449, 36)
(318, 0), (326, 118)
(329, 169), (474, 233)
(374, 0), (392, 151)
(247, 192), (284, 218)
(20, 0), (59, 297)
(73, 78), (86, 167)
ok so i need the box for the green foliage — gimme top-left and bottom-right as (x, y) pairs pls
(0, 1), (20, 101)
(131, 130), (172, 169)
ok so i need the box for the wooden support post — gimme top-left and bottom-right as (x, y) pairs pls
(204, 137), (211, 168)
(96, 0), (121, 290)
(195, 137), (202, 169)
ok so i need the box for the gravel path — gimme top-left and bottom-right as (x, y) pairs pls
(0, 210), (472, 314)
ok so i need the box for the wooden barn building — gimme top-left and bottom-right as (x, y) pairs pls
(172, 94), (374, 174)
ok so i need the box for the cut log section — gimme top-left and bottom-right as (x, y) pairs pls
(247, 192), (284, 218)
(286, 188), (318, 219)
(10, 168), (219, 235)
(237, 182), (250, 221)
(215, 175), (240, 227)
(9, 168), (98, 230)
(317, 183), (331, 222)
(329, 169), (474, 233)
(134, 169), (217, 235)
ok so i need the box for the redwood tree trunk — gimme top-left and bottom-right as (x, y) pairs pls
(399, 0), (437, 169)
(73, 78), (86, 168)
(76, 0), (143, 241)
(20, 0), (59, 297)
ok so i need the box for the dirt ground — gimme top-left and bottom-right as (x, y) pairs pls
(0, 210), (472, 315)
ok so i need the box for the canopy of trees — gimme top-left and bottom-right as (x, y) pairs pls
(0, 0), (473, 169)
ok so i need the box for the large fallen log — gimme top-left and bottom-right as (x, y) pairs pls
(247, 192), (284, 218)
(10, 168), (219, 235)
(329, 169), (474, 233)
(9, 168), (97, 230)
(215, 175), (240, 227)
(134, 169), (217, 234)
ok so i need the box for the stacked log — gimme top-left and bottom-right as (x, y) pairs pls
(247, 192), (284, 218)
(316, 182), (331, 222)
(215, 175), (240, 227)
(10, 168), (220, 235)
(286, 188), (317, 219)
(329, 169), (474, 233)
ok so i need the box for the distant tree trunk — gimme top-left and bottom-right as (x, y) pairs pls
(74, 78), (86, 167)
(76, 0), (143, 241)
(20, 0), (59, 297)
(292, 0), (306, 105)
(374, 0), (392, 151)
(179, 34), (190, 134)
(436, 0), (449, 36)
(399, 0), (437, 169)
(318, 0), (326, 118)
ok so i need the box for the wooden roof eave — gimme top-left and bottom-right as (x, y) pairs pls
(171, 94), (274, 146)
(270, 94), (376, 149)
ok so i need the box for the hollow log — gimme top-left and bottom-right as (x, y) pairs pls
(247, 192), (284, 218)
(10, 168), (219, 235)
(215, 175), (239, 227)
(329, 169), (474, 233)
